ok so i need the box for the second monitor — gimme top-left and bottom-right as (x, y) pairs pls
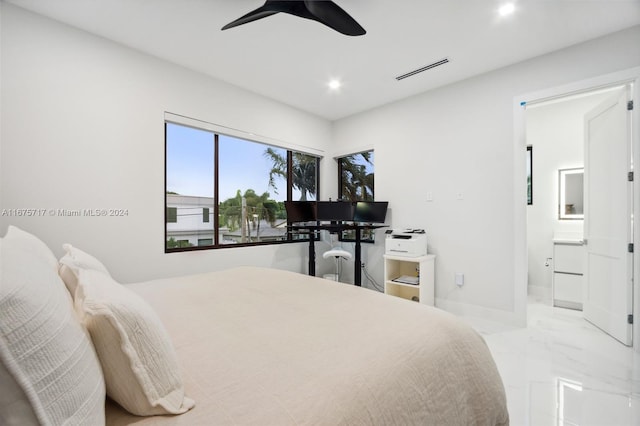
(316, 201), (355, 222)
(353, 201), (389, 224)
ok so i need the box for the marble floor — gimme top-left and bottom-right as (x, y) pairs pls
(462, 299), (640, 426)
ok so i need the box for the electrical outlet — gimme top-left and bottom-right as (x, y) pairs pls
(361, 263), (365, 269)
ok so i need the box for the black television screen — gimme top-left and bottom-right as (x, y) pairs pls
(353, 201), (388, 223)
(284, 201), (317, 223)
(316, 201), (355, 222)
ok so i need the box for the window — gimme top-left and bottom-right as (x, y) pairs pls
(292, 152), (318, 202)
(166, 207), (177, 223)
(165, 121), (319, 252)
(338, 150), (374, 201)
(337, 150), (375, 242)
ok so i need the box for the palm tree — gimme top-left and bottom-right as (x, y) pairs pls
(340, 151), (374, 201)
(264, 148), (317, 201)
(242, 189), (278, 242)
(219, 189), (278, 242)
(219, 190), (243, 232)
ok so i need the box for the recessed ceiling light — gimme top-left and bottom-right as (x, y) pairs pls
(328, 79), (342, 90)
(498, 3), (515, 17)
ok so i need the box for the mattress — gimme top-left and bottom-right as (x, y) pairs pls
(105, 266), (508, 425)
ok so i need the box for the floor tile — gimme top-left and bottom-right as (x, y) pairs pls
(461, 299), (640, 426)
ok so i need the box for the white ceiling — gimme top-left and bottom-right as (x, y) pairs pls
(6, 0), (640, 120)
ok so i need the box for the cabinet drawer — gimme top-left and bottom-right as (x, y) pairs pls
(554, 272), (583, 304)
(554, 244), (584, 274)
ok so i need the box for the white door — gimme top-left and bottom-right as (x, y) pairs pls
(583, 85), (633, 346)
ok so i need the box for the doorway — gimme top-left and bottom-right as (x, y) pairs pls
(525, 88), (616, 302)
(515, 67), (640, 348)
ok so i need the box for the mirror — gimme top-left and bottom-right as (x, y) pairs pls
(559, 168), (584, 220)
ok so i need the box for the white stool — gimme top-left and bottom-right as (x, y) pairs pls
(322, 248), (352, 282)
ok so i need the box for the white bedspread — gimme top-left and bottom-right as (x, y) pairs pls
(105, 266), (508, 425)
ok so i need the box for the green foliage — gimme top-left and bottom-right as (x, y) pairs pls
(218, 189), (281, 242)
(166, 237), (193, 249)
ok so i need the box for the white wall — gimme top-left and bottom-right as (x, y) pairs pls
(332, 25), (640, 324)
(525, 92), (611, 300)
(0, 4), (333, 282)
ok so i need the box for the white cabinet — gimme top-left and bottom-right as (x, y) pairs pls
(553, 240), (584, 310)
(383, 254), (436, 306)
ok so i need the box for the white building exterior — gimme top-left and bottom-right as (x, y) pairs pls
(166, 194), (218, 247)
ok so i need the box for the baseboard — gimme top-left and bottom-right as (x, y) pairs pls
(435, 298), (526, 327)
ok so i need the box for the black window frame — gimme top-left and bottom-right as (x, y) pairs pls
(165, 121), (320, 253)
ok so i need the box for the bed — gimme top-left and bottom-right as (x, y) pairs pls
(0, 226), (509, 426)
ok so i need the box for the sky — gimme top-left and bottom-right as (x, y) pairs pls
(166, 122), (374, 204)
(166, 122), (288, 202)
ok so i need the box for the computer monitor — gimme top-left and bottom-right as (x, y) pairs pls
(353, 201), (388, 223)
(316, 201), (355, 222)
(284, 201), (317, 223)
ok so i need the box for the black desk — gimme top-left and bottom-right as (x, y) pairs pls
(289, 223), (386, 286)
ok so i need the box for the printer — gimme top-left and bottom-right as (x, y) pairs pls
(385, 229), (427, 257)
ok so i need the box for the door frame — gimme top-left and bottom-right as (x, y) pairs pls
(513, 67), (640, 349)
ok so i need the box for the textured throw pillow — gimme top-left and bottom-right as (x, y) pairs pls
(4, 225), (59, 271)
(59, 243), (111, 296)
(75, 268), (195, 416)
(0, 362), (39, 426)
(0, 234), (106, 426)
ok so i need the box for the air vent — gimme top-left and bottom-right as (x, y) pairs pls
(395, 58), (450, 81)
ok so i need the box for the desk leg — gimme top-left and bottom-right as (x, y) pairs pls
(308, 231), (316, 276)
(354, 227), (362, 286)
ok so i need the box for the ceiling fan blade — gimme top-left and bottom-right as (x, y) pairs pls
(221, 4), (279, 31)
(304, 0), (366, 36)
(221, 1), (366, 36)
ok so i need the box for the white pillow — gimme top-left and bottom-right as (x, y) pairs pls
(0, 236), (106, 426)
(4, 225), (58, 271)
(75, 269), (195, 416)
(0, 362), (39, 426)
(59, 243), (111, 296)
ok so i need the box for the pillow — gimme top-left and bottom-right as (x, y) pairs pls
(59, 243), (111, 296)
(0, 362), (39, 426)
(0, 237), (106, 426)
(3, 225), (58, 271)
(75, 268), (195, 416)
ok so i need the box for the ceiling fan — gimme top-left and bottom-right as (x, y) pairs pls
(221, 1), (366, 36)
